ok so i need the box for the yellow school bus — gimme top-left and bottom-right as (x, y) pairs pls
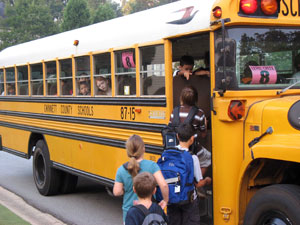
(1, 0), (300, 224)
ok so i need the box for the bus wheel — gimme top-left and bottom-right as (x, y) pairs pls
(243, 184), (300, 225)
(33, 140), (61, 196)
(60, 172), (78, 194)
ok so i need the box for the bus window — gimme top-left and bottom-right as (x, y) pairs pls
(94, 53), (111, 96)
(140, 45), (165, 96)
(115, 49), (136, 96)
(17, 66), (28, 95)
(31, 63), (43, 96)
(45, 61), (57, 96)
(59, 59), (73, 96)
(5, 67), (15, 96)
(0, 69), (4, 95)
(75, 56), (90, 96)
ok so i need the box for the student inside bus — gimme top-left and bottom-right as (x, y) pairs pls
(78, 81), (90, 95)
(95, 76), (111, 95)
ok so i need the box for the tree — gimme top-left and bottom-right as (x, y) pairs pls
(0, 0), (57, 50)
(92, 2), (116, 24)
(122, 0), (177, 15)
(45, 0), (66, 22)
(61, 0), (90, 31)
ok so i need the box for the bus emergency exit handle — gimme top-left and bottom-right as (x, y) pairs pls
(248, 127), (273, 148)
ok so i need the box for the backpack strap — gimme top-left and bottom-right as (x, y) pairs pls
(171, 106), (180, 127)
(123, 162), (129, 170)
(183, 106), (199, 124)
(133, 204), (149, 217)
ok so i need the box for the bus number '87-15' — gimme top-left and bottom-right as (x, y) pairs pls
(120, 106), (135, 120)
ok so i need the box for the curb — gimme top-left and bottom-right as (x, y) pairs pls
(0, 186), (66, 225)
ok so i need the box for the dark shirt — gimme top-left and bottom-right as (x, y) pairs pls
(125, 203), (168, 225)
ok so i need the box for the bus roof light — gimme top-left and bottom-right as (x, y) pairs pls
(240, 0), (258, 14)
(74, 40), (79, 46)
(213, 7), (222, 18)
(261, 0), (278, 15)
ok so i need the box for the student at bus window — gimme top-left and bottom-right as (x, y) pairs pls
(78, 81), (90, 95)
(113, 134), (169, 223)
(95, 76), (111, 95)
(78, 72), (90, 83)
(6, 84), (15, 95)
(290, 53), (300, 83)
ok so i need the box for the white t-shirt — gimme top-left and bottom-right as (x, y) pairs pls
(176, 145), (203, 182)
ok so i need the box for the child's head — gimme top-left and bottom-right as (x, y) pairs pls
(177, 123), (196, 143)
(126, 135), (145, 177)
(96, 76), (109, 92)
(79, 81), (89, 95)
(133, 172), (157, 199)
(180, 86), (198, 106)
(179, 55), (194, 74)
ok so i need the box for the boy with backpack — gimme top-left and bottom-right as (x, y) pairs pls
(158, 123), (211, 225)
(125, 172), (168, 225)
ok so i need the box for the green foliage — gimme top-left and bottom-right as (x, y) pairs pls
(61, 0), (90, 31)
(92, 2), (116, 24)
(122, 0), (177, 15)
(0, 0), (57, 50)
(45, 0), (66, 22)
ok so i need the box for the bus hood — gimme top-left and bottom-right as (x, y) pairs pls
(245, 96), (300, 149)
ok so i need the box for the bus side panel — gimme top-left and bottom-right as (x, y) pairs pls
(45, 135), (160, 181)
(0, 126), (31, 155)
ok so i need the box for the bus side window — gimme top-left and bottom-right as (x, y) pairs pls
(31, 63), (43, 96)
(5, 68), (16, 96)
(59, 59), (73, 96)
(94, 53), (111, 96)
(140, 45), (165, 96)
(75, 56), (90, 96)
(0, 69), (4, 95)
(17, 66), (29, 96)
(115, 49), (136, 96)
(45, 61), (57, 96)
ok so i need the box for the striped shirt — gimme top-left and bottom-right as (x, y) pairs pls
(169, 105), (206, 133)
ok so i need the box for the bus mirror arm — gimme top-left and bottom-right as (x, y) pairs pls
(248, 127), (273, 148)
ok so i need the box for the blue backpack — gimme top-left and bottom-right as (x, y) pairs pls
(156, 147), (194, 205)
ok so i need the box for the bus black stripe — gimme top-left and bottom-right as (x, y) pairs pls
(0, 96), (166, 107)
(0, 110), (165, 132)
(0, 121), (163, 155)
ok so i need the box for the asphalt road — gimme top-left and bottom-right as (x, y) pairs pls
(0, 151), (123, 225)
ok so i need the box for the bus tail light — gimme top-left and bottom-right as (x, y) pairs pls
(213, 7), (222, 18)
(240, 0), (258, 14)
(228, 100), (245, 120)
(261, 0), (278, 15)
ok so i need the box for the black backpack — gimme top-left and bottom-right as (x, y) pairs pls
(161, 106), (198, 149)
(133, 204), (167, 225)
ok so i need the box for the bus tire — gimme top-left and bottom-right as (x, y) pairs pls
(243, 184), (300, 225)
(33, 140), (61, 196)
(60, 172), (78, 194)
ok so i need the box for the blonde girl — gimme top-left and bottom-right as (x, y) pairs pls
(113, 135), (168, 222)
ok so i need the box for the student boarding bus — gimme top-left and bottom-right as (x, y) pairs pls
(1, 0), (300, 224)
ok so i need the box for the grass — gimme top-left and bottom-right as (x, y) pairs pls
(0, 204), (30, 225)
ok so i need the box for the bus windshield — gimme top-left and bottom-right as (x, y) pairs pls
(215, 27), (300, 90)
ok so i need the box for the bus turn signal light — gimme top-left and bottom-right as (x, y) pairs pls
(261, 0), (278, 15)
(240, 0), (258, 14)
(228, 100), (245, 120)
(213, 7), (222, 18)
